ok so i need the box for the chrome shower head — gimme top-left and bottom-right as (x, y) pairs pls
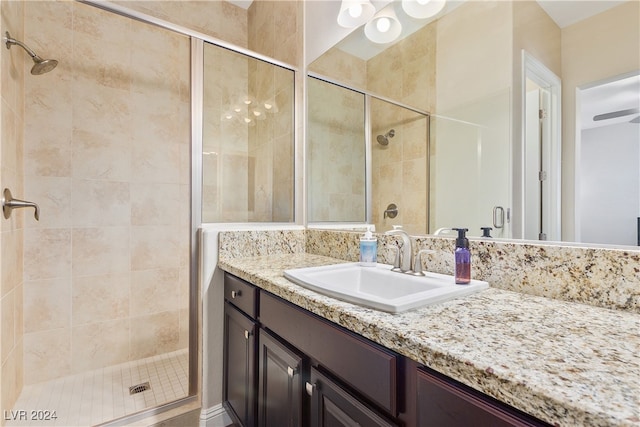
(30, 56), (58, 75)
(376, 129), (395, 146)
(4, 31), (58, 75)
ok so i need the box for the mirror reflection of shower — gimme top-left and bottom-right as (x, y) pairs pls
(4, 31), (58, 75)
(376, 129), (395, 145)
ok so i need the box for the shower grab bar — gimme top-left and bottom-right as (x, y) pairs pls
(2, 188), (40, 221)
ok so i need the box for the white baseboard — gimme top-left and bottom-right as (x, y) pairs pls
(199, 403), (233, 427)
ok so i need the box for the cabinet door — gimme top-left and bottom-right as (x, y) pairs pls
(224, 302), (257, 427)
(258, 329), (305, 427)
(308, 367), (397, 427)
(417, 368), (547, 427)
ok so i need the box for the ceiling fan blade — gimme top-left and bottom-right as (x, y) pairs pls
(593, 108), (640, 121)
(630, 116), (640, 124)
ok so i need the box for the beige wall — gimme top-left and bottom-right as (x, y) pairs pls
(309, 47), (367, 90)
(248, 0), (302, 67)
(116, 0), (248, 48)
(0, 0), (25, 420)
(560, 1), (640, 241)
(21, 1), (191, 385)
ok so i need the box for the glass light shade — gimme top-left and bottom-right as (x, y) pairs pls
(401, 0), (446, 19)
(337, 0), (375, 28)
(364, 6), (402, 44)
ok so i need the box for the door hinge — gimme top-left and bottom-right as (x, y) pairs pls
(538, 171), (547, 181)
(539, 109), (547, 119)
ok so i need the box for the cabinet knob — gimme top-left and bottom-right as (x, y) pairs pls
(305, 382), (315, 396)
(244, 330), (252, 339)
(287, 366), (296, 378)
(231, 290), (241, 299)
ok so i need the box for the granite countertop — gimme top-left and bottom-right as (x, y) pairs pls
(218, 253), (640, 427)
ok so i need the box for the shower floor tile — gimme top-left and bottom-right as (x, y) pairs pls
(6, 348), (189, 427)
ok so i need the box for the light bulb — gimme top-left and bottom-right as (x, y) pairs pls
(234, 107), (242, 113)
(253, 110), (261, 117)
(348, 3), (362, 18)
(244, 117), (252, 123)
(417, 0), (430, 4)
(264, 103), (272, 110)
(376, 17), (391, 33)
(225, 114), (233, 120)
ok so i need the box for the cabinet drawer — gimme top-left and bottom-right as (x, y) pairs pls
(417, 367), (549, 427)
(224, 273), (258, 318)
(260, 292), (397, 414)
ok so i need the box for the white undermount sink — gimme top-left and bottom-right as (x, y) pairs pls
(283, 263), (489, 314)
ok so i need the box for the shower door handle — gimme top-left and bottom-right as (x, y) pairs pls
(493, 206), (504, 229)
(2, 188), (40, 221)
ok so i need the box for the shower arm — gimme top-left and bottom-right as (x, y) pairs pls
(4, 32), (38, 59)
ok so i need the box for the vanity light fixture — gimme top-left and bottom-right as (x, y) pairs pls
(337, 0), (375, 28)
(401, 0), (446, 19)
(364, 5), (402, 44)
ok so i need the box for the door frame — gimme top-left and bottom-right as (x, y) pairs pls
(522, 51), (562, 241)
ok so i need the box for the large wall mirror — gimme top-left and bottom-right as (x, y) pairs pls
(306, 0), (639, 247)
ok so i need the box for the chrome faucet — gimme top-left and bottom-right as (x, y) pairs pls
(385, 228), (413, 273)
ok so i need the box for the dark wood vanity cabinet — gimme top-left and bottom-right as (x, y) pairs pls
(223, 272), (549, 427)
(257, 329), (305, 427)
(223, 302), (257, 427)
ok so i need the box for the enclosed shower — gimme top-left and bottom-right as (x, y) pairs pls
(2, 1), (193, 425)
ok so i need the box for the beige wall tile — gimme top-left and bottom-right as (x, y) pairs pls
(24, 278), (70, 334)
(1, 340), (19, 420)
(131, 183), (180, 227)
(72, 180), (130, 227)
(1, 229), (23, 297)
(72, 273), (130, 325)
(71, 128), (131, 181)
(23, 328), (71, 384)
(71, 319), (130, 373)
(131, 226), (181, 271)
(72, 227), (130, 277)
(24, 228), (71, 281)
(130, 311), (180, 360)
(131, 143), (181, 184)
(131, 269), (180, 316)
(1, 290), (15, 364)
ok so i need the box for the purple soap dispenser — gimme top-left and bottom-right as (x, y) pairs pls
(452, 228), (471, 284)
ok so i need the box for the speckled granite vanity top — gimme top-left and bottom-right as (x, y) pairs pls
(218, 253), (640, 427)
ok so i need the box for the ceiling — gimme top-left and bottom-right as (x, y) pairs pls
(226, 0), (639, 128)
(333, 0), (631, 61)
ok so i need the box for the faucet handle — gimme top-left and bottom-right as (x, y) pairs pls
(389, 246), (402, 272)
(412, 249), (435, 276)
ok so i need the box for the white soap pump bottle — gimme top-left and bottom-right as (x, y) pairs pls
(359, 225), (377, 267)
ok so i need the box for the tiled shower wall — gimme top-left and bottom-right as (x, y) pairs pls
(21, 1), (191, 385)
(1, 0), (25, 417)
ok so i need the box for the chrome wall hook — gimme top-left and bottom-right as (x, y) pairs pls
(2, 188), (40, 220)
